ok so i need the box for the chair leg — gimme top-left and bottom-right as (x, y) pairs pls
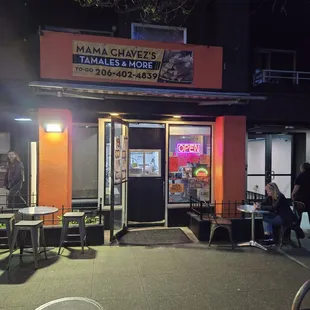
(58, 220), (68, 255)
(40, 227), (47, 260)
(82, 220), (87, 247)
(294, 230), (302, 248)
(279, 227), (285, 249)
(297, 237), (302, 248)
(6, 219), (13, 252)
(19, 231), (27, 260)
(7, 228), (19, 270)
(227, 226), (234, 249)
(78, 219), (85, 254)
(209, 225), (216, 247)
(30, 228), (39, 269)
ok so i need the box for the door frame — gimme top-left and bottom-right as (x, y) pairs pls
(109, 117), (129, 242)
(246, 133), (294, 197)
(98, 119), (214, 229)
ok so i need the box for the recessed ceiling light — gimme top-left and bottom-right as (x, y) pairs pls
(14, 118), (32, 122)
(173, 115), (181, 119)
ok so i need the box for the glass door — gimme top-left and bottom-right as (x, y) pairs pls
(247, 135), (267, 201)
(270, 135), (292, 197)
(247, 134), (293, 200)
(110, 117), (129, 242)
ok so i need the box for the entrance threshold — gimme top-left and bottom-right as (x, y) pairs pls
(128, 219), (165, 228)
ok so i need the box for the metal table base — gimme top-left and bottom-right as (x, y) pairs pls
(237, 240), (267, 251)
(237, 206), (268, 251)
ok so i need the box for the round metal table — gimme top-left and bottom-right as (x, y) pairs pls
(35, 297), (103, 310)
(19, 206), (59, 220)
(237, 204), (270, 251)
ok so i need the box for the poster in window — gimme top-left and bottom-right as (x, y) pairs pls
(169, 157), (179, 172)
(169, 183), (184, 194)
(114, 136), (121, 184)
(199, 154), (210, 165)
(121, 135), (128, 181)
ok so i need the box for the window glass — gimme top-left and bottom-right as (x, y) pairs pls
(168, 125), (212, 203)
(129, 149), (161, 177)
(131, 23), (187, 43)
(72, 125), (98, 199)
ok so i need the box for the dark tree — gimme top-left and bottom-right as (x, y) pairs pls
(74, 0), (197, 24)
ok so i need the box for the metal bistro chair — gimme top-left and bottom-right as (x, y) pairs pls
(204, 202), (234, 249)
(58, 212), (86, 254)
(291, 279), (310, 310)
(7, 220), (47, 270)
(0, 214), (15, 252)
(279, 201), (304, 248)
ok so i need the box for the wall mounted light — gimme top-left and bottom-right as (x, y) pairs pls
(14, 118), (32, 122)
(44, 123), (64, 133)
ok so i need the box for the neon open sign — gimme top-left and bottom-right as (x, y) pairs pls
(177, 143), (201, 154)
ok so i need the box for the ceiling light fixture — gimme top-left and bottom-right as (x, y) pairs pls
(110, 113), (119, 116)
(173, 115), (181, 119)
(14, 118), (32, 122)
(44, 123), (64, 133)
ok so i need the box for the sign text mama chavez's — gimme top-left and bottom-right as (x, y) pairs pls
(72, 41), (164, 82)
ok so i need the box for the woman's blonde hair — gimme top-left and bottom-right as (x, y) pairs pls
(266, 182), (281, 200)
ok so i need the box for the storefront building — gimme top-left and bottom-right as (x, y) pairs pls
(10, 29), (265, 238)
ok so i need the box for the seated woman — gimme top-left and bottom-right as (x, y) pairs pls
(255, 182), (299, 245)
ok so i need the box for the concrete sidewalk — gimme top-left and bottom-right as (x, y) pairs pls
(0, 241), (310, 310)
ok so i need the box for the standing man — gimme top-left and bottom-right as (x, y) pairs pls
(292, 162), (310, 237)
(3, 150), (27, 209)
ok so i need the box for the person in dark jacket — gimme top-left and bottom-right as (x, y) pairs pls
(3, 150), (26, 209)
(255, 182), (301, 245)
(292, 162), (310, 229)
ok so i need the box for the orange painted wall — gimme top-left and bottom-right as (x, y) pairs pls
(40, 30), (223, 89)
(214, 116), (246, 217)
(38, 109), (72, 224)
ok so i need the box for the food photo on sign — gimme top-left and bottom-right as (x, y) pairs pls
(158, 50), (194, 84)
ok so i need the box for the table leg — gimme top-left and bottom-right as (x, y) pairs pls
(251, 212), (255, 241)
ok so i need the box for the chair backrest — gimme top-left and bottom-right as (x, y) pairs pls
(292, 201), (305, 221)
(202, 200), (217, 222)
(190, 196), (203, 219)
(190, 197), (214, 220)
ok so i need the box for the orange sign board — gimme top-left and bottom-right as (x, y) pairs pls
(169, 183), (184, 193)
(40, 31), (223, 89)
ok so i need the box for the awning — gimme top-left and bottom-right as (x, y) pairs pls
(29, 81), (266, 105)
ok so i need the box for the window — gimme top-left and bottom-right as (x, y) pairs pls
(129, 149), (161, 177)
(72, 125), (98, 199)
(168, 125), (212, 203)
(131, 23), (187, 44)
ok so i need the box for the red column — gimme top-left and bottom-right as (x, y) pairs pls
(214, 116), (246, 217)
